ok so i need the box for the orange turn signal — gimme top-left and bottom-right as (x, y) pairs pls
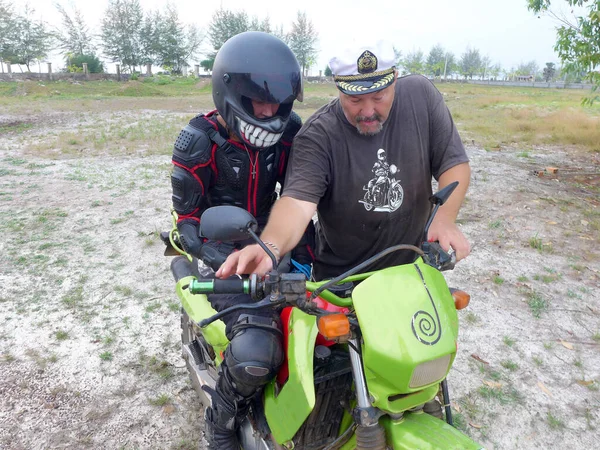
(318, 313), (350, 340)
(452, 290), (471, 310)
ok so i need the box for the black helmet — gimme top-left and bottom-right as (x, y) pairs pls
(212, 31), (303, 149)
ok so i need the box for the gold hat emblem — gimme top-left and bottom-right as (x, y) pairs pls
(357, 50), (378, 74)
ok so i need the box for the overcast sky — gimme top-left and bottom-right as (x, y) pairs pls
(22, 0), (575, 74)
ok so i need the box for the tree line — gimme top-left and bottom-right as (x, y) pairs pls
(0, 0), (596, 94)
(388, 46), (564, 83)
(0, 0), (318, 76)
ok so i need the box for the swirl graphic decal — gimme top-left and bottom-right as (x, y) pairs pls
(410, 265), (442, 346)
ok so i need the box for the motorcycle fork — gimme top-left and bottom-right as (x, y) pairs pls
(349, 338), (384, 427)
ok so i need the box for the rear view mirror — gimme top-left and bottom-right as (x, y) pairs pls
(200, 206), (258, 242)
(423, 181), (459, 240)
(429, 181), (458, 206)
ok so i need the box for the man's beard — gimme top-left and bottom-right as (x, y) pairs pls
(355, 113), (384, 136)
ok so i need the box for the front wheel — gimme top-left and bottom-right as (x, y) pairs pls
(388, 183), (404, 210)
(363, 191), (374, 211)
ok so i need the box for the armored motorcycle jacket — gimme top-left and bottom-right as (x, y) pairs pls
(171, 110), (304, 259)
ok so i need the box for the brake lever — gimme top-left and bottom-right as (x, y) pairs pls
(422, 241), (455, 271)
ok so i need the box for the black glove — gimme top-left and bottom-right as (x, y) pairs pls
(199, 240), (237, 272)
(177, 220), (203, 258)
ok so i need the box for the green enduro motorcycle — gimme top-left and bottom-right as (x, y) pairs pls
(165, 182), (483, 450)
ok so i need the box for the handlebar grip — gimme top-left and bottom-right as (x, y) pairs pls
(170, 256), (201, 282)
(189, 278), (250, 295)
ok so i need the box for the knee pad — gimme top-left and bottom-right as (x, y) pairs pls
(225, 315), (284, 389)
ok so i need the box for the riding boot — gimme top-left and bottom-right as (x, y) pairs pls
(202, 374), (250, 450)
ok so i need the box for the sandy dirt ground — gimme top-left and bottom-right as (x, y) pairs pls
(0, 110), (598, 450)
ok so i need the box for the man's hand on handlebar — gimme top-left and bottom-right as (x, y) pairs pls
(216, 244), (274, 279)
(427, 218), (470, 262)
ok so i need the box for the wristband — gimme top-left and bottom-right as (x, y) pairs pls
(262, 241), (281, 261)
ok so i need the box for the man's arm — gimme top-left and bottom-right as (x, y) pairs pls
(427, 162), (471, 261)
(216, 196), (317, 278)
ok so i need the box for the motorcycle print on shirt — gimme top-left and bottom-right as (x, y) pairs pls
(359, 148), (404, 212)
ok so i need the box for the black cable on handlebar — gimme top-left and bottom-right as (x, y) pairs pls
(309, 244), (425, 302)
(198, 297), (278, 328)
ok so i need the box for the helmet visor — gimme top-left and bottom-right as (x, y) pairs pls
(227, 71), (303, 104)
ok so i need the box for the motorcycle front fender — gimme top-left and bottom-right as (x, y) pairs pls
(338, 412), (483, 450)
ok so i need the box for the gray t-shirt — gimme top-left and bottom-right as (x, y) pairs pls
(283, 75), (468, 280)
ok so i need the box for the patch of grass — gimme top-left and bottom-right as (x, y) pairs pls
(55, 330), (69, 341)
(503, 336), (515, 347)
(517, 275), (529, 282)
(478, 385), (523, 404)
(62, 283), (85, 309)
(533, 273), (560, 283)
(65, 169), (88, 182)
(458, 392), (481, 419)
(547, 412), (565, 430)
(114, 285), (133, 296)
(527, 291), (548, 318)
(529, 234), (544, 251)
(168, 301), (180, 312)
(147, 356), (174, 380)
(593, 332), (600, 342)
(543, 342), (554, 350)
(149, 393), (171, 406)
(464, 312), (479, 324)
(493, 275), (505, 285)
(99, 351), (113, 361)
(533, 356), (544, 367)
(489, 370), (502, 381)
(488, 219), (502, 229)
(4, 156), (27, 165)
(500, 360), (519, 371)
(83, 244), (96, 254)
(452, 412), (469, 434)
(145, 302), (161, 313)
(39, 242), (60, 250)
(516, 151), (530, 158)
(0, 121), (33, 134)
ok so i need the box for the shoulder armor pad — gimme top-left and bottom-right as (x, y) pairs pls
(173, 123), (213, 166)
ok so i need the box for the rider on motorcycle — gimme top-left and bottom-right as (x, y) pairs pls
(170, 31), (314, 449)
(367, 148), (392, 201)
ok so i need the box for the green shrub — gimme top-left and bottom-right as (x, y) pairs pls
(66, 54), (104, 73)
